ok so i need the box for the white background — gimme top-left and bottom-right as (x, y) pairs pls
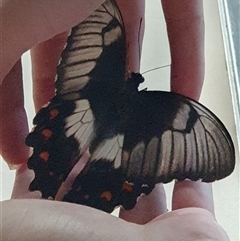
(1, 0), (239, 240)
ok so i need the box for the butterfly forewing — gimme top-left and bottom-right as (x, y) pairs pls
(121, 91), (235, 185)
(26, 0), (126, 199)
(56, 0), (125, 101)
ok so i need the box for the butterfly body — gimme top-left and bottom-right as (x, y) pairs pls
(26, 0), (235, 213)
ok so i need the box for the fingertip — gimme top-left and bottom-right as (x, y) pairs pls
(119, 184), (167, 224)
(14, 190), (42, 200)
(7, 163), (23, 171)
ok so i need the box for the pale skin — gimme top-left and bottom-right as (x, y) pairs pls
(0, 0), (229, 240)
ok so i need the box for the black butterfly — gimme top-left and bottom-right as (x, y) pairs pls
(26, 0), (235, 213)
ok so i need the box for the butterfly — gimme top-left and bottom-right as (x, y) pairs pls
(26, 0), (235, 213)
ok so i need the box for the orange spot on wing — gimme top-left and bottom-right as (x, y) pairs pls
(100, 191), (112, 202)
(41, 129), (52, 140)
(39, 151), (49, 162)
(50, 109), (59, 119)
(122, 182), (133, 192)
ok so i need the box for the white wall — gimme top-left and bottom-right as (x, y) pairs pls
(1, 0), (239, 240)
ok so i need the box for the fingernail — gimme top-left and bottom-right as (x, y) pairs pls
(7, 163), (22, 170)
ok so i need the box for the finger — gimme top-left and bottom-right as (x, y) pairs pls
(2, 0), (105, 83)
(117, 0), (168, 224)
(0, 60), (29, 168)
(116, 0), (145, 72)
(161, 0), (204, 100)
(119, 184), (167, 224)
(2, 200), (229, 241)
(2, 199), (142, 241)
(172, 180), (215, 214)
(31, 32), (69, 111)
(161, 0), (212, 216)
(11, 163), (41, 199)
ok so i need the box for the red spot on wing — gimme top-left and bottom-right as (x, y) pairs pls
(100, 191), (112, 202)
(39, 152), (49, 162)
(41, 129), (52, 140)
(50, 109), (59, 119)
(122, 182), (133, 192)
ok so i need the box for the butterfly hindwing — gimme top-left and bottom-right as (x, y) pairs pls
(26, 97), (95, 198)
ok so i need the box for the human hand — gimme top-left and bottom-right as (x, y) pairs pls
(6, 150), (229, 241)
(1, 0), (106, 84)
(2, 198), (230, 241)
(6, 156), (229, 241)
(1, 0), (105, 167)
(1, 0), (229, 240)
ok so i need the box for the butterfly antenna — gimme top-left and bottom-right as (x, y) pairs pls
(138, 18), (143, 66)
(141, 65), (170, 75)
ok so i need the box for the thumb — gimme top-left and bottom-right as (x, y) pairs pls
(2, 199), (138, 241)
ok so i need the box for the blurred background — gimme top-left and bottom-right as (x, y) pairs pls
(1, 0), (239, 240)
